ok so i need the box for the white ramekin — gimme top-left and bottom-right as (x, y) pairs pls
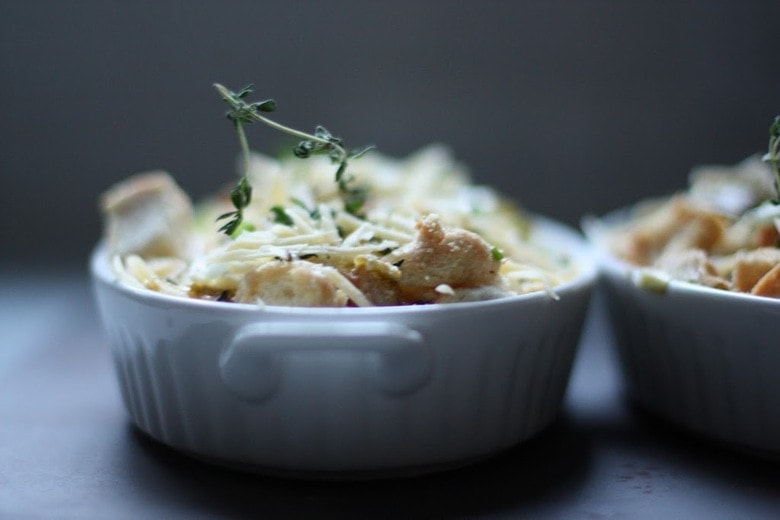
(91, 217), (596, 477)
(585, 212), (780, 457)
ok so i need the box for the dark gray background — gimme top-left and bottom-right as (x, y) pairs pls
(2, 0), (779, 269)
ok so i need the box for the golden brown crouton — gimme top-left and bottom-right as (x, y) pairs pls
(613, 197), (726, 265)
(234, 260), (350, 307)
(662, 211), (727, 255)
(388, 214), (500, 303)
(100, 171), (194, 259)
(732, 248), (780, 293)
(754, 224), (780, 248)
(347, 260), (402, 306)
(751, 263), (780, 297)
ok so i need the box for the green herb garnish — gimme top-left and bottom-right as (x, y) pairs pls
(764, 115), (780, 204)
(217, 176), (255, 236)
(214, 83), (373, 236)
(270, 205), (294, 226)
(292, 125), (374, 216)
(213, 84), (274, 236)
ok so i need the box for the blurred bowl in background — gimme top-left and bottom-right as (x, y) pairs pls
(585, 210), (780, 457)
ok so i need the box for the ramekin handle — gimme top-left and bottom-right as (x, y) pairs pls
(219, 321), (430, 403)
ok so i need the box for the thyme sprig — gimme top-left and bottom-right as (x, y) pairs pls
(763, 115), (780, 204)
(214, 83), (273, 236)
(214, 83), (373, 236)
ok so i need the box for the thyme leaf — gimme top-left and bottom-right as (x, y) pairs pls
(216, 176), (253, 236)
(270, 205), (294, 226)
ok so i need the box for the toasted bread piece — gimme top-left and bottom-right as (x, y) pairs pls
(100, 171), (194, 259)
(750, 262), (780, 297)
(731, 248), (780, 293)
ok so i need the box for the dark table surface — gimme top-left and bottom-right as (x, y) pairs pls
(2, 270), (779, 519)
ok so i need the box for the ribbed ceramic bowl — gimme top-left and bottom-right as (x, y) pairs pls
(585, 212), (780, 457)
(91, 216), (596, 478)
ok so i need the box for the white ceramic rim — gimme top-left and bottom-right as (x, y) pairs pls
(92, 214), (597, 316)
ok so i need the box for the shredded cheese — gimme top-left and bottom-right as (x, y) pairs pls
(107, 145), (577, 306)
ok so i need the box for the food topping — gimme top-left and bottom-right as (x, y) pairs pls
(99, 84), (578, 307)
(605, 117), (780, 299)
